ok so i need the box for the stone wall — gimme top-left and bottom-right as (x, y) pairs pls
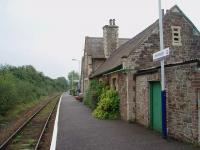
(166, 63), (199, 142)
(135, 62), (200, 143)
(135, 73), (160, 126)
(100, 72), (128, 121)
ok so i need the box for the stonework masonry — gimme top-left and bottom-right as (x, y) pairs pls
(135, 63), (200, 143)
(103, 20), (119, 58)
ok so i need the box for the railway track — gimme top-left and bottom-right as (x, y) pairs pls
(0, 95), (60, 150)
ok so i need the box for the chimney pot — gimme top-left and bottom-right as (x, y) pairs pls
(109, 19), (112, 25)
(162, 9), (165, 16)
(113, 19), (116, 25)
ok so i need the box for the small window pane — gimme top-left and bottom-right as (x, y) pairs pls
(174, 33), (179, 36)
(174, 38), (179, 41)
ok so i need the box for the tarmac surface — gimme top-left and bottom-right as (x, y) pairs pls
(56, 93), (198, 150)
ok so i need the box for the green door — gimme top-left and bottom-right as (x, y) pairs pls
(150, 81), (162, 132)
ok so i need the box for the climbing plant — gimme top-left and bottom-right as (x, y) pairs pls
(83, 79), (105, 110)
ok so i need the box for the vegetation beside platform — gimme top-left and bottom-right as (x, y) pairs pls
(83, 79), (120, 120)
(0, 64), (68, 122)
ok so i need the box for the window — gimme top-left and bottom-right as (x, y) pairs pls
(112, 78), (117, 90)
(88, 55), (92, 65)
(99, 79), (103, 83)
(172, 26), (182, 46)
(88, 65), (92, 75)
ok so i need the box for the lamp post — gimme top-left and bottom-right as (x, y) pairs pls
(72, 59), (81, 94)
(158, 0), (167, 139)
(72, 59), (81, 75)
(72, 71), (73, 90)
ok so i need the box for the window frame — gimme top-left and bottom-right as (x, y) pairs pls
(111, 75), (118, 91)
(171, 26), (182, 46)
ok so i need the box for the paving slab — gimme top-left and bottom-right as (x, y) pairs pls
(56, 93), (198, 150)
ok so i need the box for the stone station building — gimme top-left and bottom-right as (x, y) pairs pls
(81, 5), (200, 143)
(81, 19), (130, 93)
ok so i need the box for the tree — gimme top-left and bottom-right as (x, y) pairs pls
(67, 70), (79, 90)
(55, 77), (69, 91)
(0, 64), (69, 116)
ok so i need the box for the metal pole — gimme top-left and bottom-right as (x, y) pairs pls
(159, 0), (164, 90)
(72, 71), (73, 90)
(72, 59), (80, 76)
(158, 0), (167, 138)
(79, 60), (80, 74)
(78, 60), (81, 94)
(78, 60), (81, 78)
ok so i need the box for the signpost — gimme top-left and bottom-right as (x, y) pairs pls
(157, 0), (167, 139)
(153, 47), (169, 138)
(153, 47), (170, 61)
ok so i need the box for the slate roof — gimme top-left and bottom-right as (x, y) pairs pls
(91, 5), (200, 78)
(85, 37), (129, 59)
(91, 20), (158, 77)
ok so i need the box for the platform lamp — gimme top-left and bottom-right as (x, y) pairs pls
(72, 59), (81, 94)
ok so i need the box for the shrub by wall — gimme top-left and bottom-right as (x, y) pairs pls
(92, 88), (120, 120)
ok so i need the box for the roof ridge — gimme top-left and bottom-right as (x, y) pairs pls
(85, 37), (130, 40)
(86, 36), (103, 39)
(108, 19), (158, 59)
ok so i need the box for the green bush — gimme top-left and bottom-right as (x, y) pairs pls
(92, 88), (120, 120)
(83, 80), (105, 110)
(0, 73), (17, 115)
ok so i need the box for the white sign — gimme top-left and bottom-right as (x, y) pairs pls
(153, 47), (170, 61)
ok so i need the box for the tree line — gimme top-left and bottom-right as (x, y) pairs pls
(0, 65), (68, 116)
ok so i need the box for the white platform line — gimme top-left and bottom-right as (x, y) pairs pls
(50, 93), (63, 150)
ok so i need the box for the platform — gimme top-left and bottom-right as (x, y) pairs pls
(51, 93), (197, 150)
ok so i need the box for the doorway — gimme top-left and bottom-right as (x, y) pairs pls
(150, 81), (162, 132)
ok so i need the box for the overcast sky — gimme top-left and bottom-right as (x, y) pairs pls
(0, 0), (199, 79)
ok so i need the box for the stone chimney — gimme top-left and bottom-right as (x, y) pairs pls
(103, 19), (119, 58)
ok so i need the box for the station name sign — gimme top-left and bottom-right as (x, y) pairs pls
(153, 47), (170, 61)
